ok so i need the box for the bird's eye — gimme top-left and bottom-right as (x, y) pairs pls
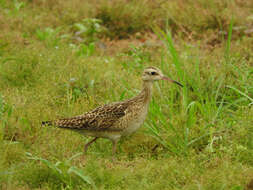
(151, 72), (157, 75)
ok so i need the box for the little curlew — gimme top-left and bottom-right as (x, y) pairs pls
(42, 67), (183, 157)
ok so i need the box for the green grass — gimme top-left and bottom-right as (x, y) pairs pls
(0, 0), (253, 189)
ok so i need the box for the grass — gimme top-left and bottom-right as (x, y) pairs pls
(0, 0), (253, 189)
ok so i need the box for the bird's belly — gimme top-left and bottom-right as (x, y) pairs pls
(78, 130), (121, 141)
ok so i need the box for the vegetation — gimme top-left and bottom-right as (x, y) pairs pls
(0, 0), (253, 189)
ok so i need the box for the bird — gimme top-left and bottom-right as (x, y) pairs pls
(42, 66), (183, 157)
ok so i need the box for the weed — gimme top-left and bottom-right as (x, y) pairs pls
(35, 27), (61, 47)
(26, 152), (96, 189)
(73, 18), (106, 44)
(13, 0), (25, 12)
(76, 43), (95, 57)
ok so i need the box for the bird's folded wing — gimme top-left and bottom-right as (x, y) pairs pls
(52, 102), (129, 131)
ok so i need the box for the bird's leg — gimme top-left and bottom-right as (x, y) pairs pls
(84, 137), (98, 153)
(112, 139), (119, 160)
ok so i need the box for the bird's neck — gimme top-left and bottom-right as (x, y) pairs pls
(139, 81), (153, 103)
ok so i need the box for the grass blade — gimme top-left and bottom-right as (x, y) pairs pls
(68, 166), (96, 189)
(226, 85), (253, 105)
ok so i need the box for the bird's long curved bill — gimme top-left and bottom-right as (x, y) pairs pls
(162, 76), (183, 87)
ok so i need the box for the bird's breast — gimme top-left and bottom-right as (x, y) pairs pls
(122, 105), (148, 135)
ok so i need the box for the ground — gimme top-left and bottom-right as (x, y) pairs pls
(0, 0), (253, 189)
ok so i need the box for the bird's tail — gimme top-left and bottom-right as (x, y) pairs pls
(41, 120), (53, 126)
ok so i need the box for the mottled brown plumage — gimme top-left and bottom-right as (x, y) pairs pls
(42, 66), (183, 157)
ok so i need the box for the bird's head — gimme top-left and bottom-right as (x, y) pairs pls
(142, 66), (183, 87)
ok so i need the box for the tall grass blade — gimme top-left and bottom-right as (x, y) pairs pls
(225, 17), (234, 63)
(67, 152), (83, 162)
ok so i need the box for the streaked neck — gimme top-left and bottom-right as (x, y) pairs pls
(140, 80), (153, 103)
